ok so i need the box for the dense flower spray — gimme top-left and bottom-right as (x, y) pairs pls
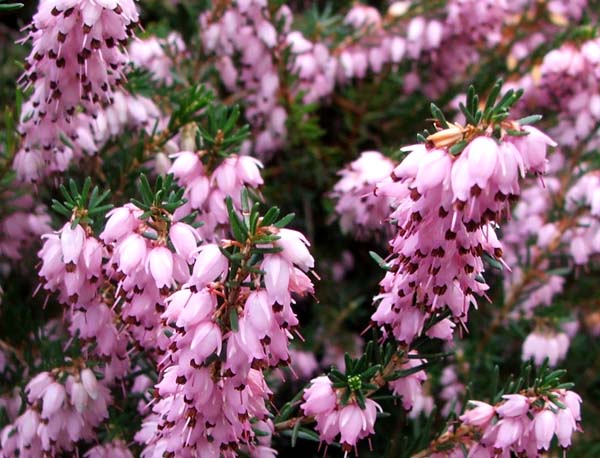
(457, 389), (582, 456)
(15, 0), (139, 181)
(199, 0), (291, 157)
(0, 366), (111, 457)
(371, 86), (556, 345)
(129, 32), (186, 85)
(136, 202), (316, 457)
(331, 151), (395, 238)
(200, 1), (585, 159)
(169, 147), (264, 241)
(301, 375), (381, 453)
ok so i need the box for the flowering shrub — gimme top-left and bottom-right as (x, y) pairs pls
(0, 0), (598, 457)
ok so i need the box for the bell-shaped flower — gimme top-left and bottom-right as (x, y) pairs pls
(60, 223), (85, 265)
(146, 246), (174, 289)
(460, 401), (495, 427)
(190, 321), (222, 361)
(496, 394), (529, 418)
(276, 228), (314, 271)
(118, 233), (147, 275)
(191, 244), (229, 288)
(533, 409), (556, 450)
(262, 254), (290, 305)
(169, 222), (200, 263)
(41, 382), (66, 419)
(301, 376), (336, 416)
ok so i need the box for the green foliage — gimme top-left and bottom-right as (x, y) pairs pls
(196, 104), (250, 156)
(131, 173), (186, 218)
(0, 0), (23, 12)
(51, 177), (112, 229)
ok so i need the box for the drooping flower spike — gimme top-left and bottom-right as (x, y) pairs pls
(372, 83), (556, 345)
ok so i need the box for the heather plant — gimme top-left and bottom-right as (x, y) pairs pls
(0, 1), (599, 457)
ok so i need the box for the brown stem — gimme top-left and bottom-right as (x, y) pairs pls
(0, 338), (26, 368)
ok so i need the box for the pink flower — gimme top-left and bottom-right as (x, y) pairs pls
(169, 222), (200, 263)
(464, 136), (499, 188)
(102, 206), (140, 243)
(460, 401), (495, 427)
(71, 381), (89, 414)
(190, 321), (222, 359)
(236, 156), (264, 186)
(81, 368), (99, 401)
(338, 404), (365, 447)
(555, 407), (577, 447)
(493, 418), (524, 448)
(496, 394), (529, 418)
(513, 126), (556, 173)
(146, 246), (174, 289)
(533, 409), (556, 450)
(60, 223), (85, 265)
(338, 399), (381, 448)
(301, 376), (336, 416)
(425, 318), (455, 340)
(175, 290), (215, 329)
(213, 157), (239, 194)
(564, 390), (582, 421)
(244, 291), (274, 337)
(262, 255), (290, 304)
(414, 148), (451, 193)
(41, 382), (65, 419)
(25, 372), (53, 402)
(190, 244), (228, 288)
(17, 409), (39, 445)
(118, 234), (147, 275)
(276, 228), (314, 271)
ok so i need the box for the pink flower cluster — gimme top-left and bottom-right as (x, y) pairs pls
(39, 221), (102, 302)
(16, 0), (139, 181)
(459, 389), (582, 456)
(331, 151), (395, 239)
(403, 0), (586, 98)
(200, 1), (593, 160)
(101, 204), (201, 352)
(514, 37), (600, 148)
(501, 156), (566, 317)
(85, 440), (134, 458)
(169, 150), (264, 240)
(37, 221), (130, 377)
(129, 32), (186, 85)
(200, 0), (291, 157)
(286, 31), (336, 104)
(563, 169), (600, 263)
(439, 363), (466, 416)
(501, 153), (600, 323)
(372, 124), (555, 344)
(0, 368), (111, 458)
(87, 90), (163, 150)
(522, 330), (570, 367)
(137, 227), (315, 456)
(336, 4), (409, 83)
(0, 191), (50, 264)
(301, 375), (381, 452)
(387, 351), (430, 413)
